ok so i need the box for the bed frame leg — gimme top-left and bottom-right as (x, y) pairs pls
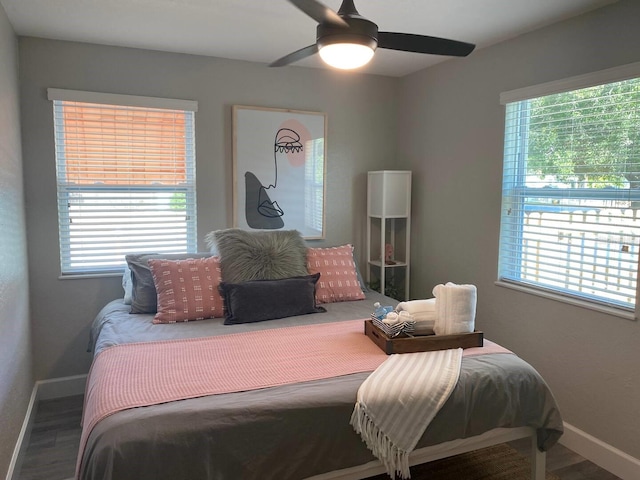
(530, 434), (546, 480)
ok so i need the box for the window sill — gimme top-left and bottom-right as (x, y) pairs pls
(494, 280), (637, 321)
(58, 272), (122, 280)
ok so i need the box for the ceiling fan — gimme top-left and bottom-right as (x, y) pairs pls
(270, 0), (476, 70)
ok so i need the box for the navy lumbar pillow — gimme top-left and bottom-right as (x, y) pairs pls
(219, 273), (326, 325)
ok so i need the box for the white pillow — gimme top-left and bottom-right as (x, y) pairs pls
(122, 265), (133, 305)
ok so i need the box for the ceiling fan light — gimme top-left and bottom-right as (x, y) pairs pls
(318, 43), (375, 70)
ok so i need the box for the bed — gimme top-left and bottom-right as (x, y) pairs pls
(79, 288), (563, 480)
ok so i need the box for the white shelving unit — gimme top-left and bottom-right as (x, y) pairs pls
(366, 170), (411, 301)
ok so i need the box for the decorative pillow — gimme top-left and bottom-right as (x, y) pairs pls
(307, 245), (366, 304)
(352, 251), (369, 292)
(122, 265), (133, 305)
(206, 228), (309, 284)
(126, 252), (212, 314)
(219, 273), (325, 325)
(148, 256), (224, 324)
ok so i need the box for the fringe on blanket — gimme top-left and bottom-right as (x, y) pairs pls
(350, 403), (411, 480)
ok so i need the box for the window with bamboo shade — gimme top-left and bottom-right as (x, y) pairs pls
(49, 90), (197, 275)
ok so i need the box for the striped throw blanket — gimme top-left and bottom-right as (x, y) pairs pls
(350, 348), (463, 479)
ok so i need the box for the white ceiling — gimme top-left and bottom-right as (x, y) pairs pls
(1, 0), (617, 77)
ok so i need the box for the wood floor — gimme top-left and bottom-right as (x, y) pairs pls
(15, 395), (622, 480)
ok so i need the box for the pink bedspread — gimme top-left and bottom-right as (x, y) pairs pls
(77, 319), (510, 477)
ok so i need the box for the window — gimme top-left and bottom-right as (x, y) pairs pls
(304, 138), (325, 233)
(498, 65), (640, 312)
(48, 89), (198, 275)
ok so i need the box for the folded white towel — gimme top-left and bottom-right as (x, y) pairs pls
(412, 312), (436, 323)
(396, 298), (436, 314)
(397, 299), (436, 335)
(396, 298), (438, 335)
(412, 319), (436, 336)
(432, 282), (477, 335)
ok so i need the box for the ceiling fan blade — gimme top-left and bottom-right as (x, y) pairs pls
(378, 32), (475, 57)
(270, 44), (319, 67)
(288, 0), (348, 26)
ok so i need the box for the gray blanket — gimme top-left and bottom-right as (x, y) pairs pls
(80, 293), (563, 480)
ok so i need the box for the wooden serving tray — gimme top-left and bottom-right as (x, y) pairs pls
(364, 320), (483, 355)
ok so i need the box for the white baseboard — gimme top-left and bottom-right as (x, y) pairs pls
(560, 422), (640, 480)
(36, 374), (87, 400)
(5, 374), (87, 480)
(5, 385), (38, 480)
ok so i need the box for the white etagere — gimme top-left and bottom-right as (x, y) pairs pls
(366, 170), (411, 301)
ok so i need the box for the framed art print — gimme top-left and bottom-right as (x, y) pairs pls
(232, 105), (326, 239)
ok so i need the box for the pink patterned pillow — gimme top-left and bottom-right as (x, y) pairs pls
(307, 245), (365, 304)
(148, 256), (224, 324)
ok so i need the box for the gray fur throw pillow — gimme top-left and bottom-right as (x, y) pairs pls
(206, 228), (309, 284)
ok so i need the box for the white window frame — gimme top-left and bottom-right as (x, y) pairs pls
(497, 62), (640, 320)
(48, 89), (198, 276)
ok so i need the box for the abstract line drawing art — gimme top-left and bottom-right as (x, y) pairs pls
(233, 106), (326, 239)
(244, 128), (302, 229)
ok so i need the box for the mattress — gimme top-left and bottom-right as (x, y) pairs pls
(79, 291), (563, 480)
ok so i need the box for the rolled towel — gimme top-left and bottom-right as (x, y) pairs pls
(397, 298), (436, 334)
(382, 312), (400, 325)
(432, 282), (477, 335)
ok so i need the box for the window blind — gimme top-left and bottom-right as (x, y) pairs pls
(304, 138), (325, 234)
(498, 76), (640, 310)
(51, 97), (197, 274)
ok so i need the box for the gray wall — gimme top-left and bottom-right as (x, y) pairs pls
(398, 0), (640, 460)
(18, 37), (398, 380)
(0, 4), (32, 479)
